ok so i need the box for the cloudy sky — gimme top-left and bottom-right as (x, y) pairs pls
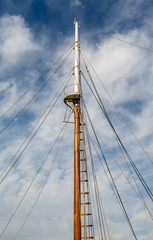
(0, 0), (153, 240)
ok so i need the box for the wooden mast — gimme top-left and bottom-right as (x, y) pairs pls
(74, 105), (81, 240)
(74, 18), (81, 240)
(64, 19), (81, 240)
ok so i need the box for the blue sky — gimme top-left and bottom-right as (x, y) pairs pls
(0, 1), (153, 240)
(0, 0), (152, 43)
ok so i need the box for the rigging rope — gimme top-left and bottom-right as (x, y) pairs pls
(12, 119), (68, 240)
(85, 125), (107, 240)
(81, 69), (153, 202)
(84, 123), (113, 240)
(0, 47), (73, 136)
(83, 28), (153, 53)
(0, 69), (73, 184)
(96, 131), (153, 220)
(85, 120), (131, 226)
(82, 100), (138, 240)
(80, 49), (153, 165)
(87, 160), (101, 240)
(80, 114), (88, 239)
(82, 105), (123, 239)
(0, 111), (72, 238)
(80, 112), (96, 239)
(0, 43), (74, 121)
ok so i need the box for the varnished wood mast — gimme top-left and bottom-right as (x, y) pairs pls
(64, 19), (81, 240)
(74, 106), (81, 240)
(74, 19), (81, 240)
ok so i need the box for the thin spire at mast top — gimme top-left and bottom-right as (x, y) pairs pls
(74, 18), (80, 94)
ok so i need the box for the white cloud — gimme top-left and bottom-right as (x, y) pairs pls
(0, 15), (39, 66)
(0, 11), (153, 240)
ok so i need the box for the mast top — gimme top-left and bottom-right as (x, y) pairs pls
(64, 19), (81, 107)
(74, 18), (80, 26)
(74, 18), (80, 94)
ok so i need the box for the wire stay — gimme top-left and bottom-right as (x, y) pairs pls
(0, 69), (73, 184)
(80, 49), (153, 165)
(0, 43), (74, 121)
(12, 116), (69, 240)
(0, 47), (73, 136)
